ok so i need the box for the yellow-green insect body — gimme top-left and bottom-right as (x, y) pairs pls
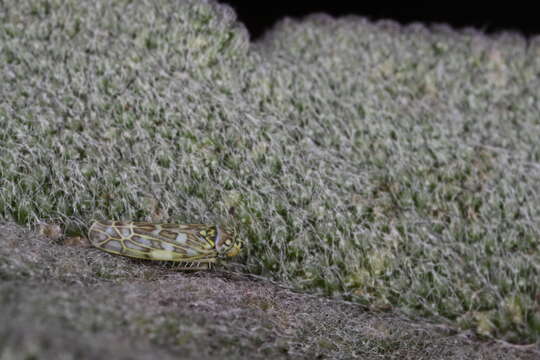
(88, 221), (241, 269)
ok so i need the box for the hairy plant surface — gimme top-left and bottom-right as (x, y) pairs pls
(1, 222), (538, 359)
(1, 0), (540, 349)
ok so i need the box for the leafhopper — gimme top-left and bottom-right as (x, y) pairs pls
(88, 220), (241, 270)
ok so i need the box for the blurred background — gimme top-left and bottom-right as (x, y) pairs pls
(221, 1), (540, 40)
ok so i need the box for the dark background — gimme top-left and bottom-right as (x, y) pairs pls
(220, 2), (540, 41)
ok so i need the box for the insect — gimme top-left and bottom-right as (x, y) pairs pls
(88, 220), (242, 270)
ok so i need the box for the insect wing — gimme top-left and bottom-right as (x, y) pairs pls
(88, 221), (218, 262)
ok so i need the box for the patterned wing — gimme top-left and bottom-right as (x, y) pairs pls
(88, 220), (219, 263)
